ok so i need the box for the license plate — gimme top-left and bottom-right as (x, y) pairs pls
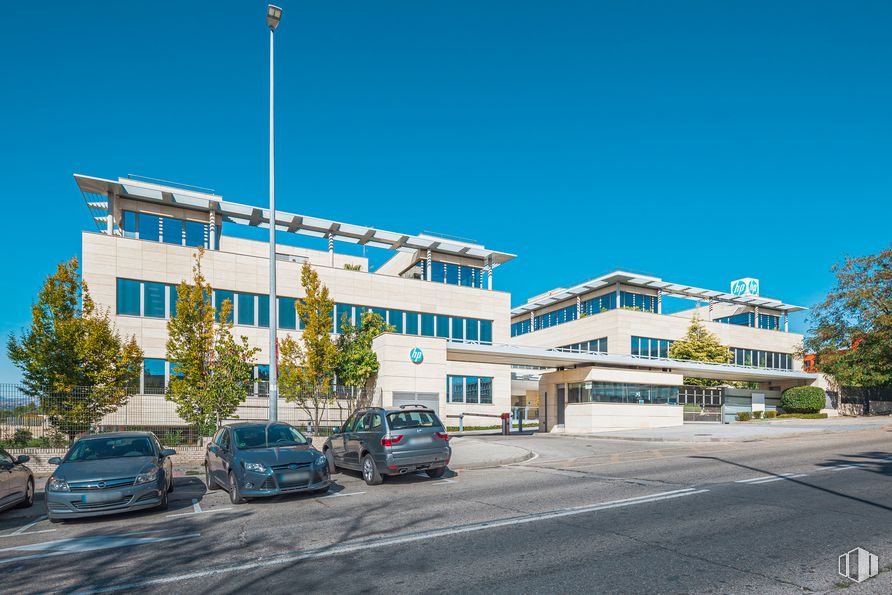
(278, 471), (310, 484)
(82, 491), (123, 504)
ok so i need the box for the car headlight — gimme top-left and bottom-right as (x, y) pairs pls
(242, 461), (266, 473)
(135, 469), (159, 485)
(315, 454), (328, 468)
(47, 476), (70, 492)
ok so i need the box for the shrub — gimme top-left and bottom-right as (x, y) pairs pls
(776, 412), (828, 419)
(752, 410), (763, 419)
(12, 429), (33, 445)
(765, 410), (777, 419)
(781, 386), (826, 414)
(736, 411), (752, 422)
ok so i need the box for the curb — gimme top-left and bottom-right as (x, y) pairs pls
(558, 423), (892, 444)
(449, 438), (536, 470)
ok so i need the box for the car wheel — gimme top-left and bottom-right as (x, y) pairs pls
(16, 478), (34, 509)
(205, 461), (219, 491)
(48, 515), (62, 524)
(361, 454), (383, 486)
(167, 474), (175, 493)
(229, 472), (246, 504)
(426, 467), (447, 479)
(324, 448), (337, 475)
(156, 487), (169, 511)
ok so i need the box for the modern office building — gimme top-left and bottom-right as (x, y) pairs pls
(74, 173), (819, 435)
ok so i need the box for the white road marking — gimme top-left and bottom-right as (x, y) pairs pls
(735, 473), (800, 484)
(0, 531), (200, 565)
(0, 529), (56, 539)
(74, 487), (709, 593)
(166, 507), (232, 518)
(192, 498), (202, 513)
(747, 473), (808, 484)
(320, 491), (365, 499)
(3, 516), (47, 537)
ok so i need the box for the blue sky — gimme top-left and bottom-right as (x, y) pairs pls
(1, 1), (890, 381)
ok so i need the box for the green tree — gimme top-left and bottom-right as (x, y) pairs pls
(166, 250), (258, 434)
(335, 311), (394, 414)
(804, 245), (892, 388)
(7, 257), (143, 438)
(280, 262), (338, 432)
(667, 316), (732, 387)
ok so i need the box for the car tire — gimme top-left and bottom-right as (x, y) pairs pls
(15, 478), (34, 509)
(156, 487), (169, 511)
(426, 467), (447, 479)
(361, 454), (383, 486)
(48, 515), (62, 524)
(324, 448), (337, 475)
(229, 472), (246, 504)
(205, 461), (220, 491)
(167, 474), (174, 493)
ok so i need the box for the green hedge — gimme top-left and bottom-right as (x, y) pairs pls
(776, 413), (828, 419)
(736, 411), (752, 422)
(781, 386), (826, 414)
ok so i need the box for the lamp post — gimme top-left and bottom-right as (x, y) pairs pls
(267, 4), (282, 421)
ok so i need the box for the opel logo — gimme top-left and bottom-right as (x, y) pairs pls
(97, 481), (106, 488)
(288, 464), (298, 470)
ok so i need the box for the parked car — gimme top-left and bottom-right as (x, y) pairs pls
(324, 405), (451, 485)
(45, 432), (175, 523)
(205, 422), (331, 504)
(0, 448), (34, 513)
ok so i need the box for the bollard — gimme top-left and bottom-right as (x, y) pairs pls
(458, 414), (464, 433)
(517, 408), (524, 432)
(500, 412), (511, 435)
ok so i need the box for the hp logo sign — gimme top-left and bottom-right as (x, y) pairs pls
(409, 347), (424, 364)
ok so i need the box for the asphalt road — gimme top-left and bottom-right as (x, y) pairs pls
(2, 426), (892, 594)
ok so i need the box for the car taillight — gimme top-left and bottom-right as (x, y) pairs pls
(435, 432), (449, 441)
(381, 435), (404, 447)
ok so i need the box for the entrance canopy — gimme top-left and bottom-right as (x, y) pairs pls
(446, 342), (818, 383)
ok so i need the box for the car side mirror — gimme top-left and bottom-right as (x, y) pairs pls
(331, 427), (340, 434)
(48, 457), (62, 465)
(16, 455), (30, 464)
(160, 448), (177, 457)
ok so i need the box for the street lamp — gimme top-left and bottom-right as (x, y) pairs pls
(267, 4), (282, 421)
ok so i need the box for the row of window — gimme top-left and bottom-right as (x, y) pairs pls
(559, 337), (608, 354)
(511, 291), (657, 336)
(631, 336), (673, 359)
(730, 348), (793, 370)
(561, 382), (679, 405)
(117, 278), (493, 343)
(141, 358), (269, 394)
(446, 375), (494, 404)
(426, 261), (485, 289)
(121, 210), (217, 250)
(715, 312), (781, 331)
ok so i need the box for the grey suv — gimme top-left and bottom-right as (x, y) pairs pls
(324, 406), (451, 485)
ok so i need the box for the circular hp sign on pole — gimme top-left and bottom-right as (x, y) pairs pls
(409, 347), (424, 364)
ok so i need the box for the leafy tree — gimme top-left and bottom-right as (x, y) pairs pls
(280, 262), (338, 432)
(780, 386), (826, 413)
(667, 316), (732, 387)
(7, 257), (143, 438)
(804, 245), (892, 388)
(166, 250), (258, 434)
(335, 311), (394, 414)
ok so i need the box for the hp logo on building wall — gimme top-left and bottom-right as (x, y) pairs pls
(730, 277), (760, 297)
(409, 347), (424, 364)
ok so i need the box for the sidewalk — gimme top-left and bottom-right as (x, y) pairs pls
(448, 436), (534, 468)
(562, 417), (892, 443)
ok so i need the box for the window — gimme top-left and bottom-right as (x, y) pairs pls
(215, 290), (235, 323)
(480, 377), (493, 404)
(447, 376), (494, 404)
(436, 315), (450, 339)
(567, 381), (678, 405)
(184, 221), (207, 248)
(581, 294), (614, 316)
(465, 376), (479, 403)
(169, 285), (179, 318)
(143, 358), (166, 393)
(162, 217), (183, 245)
(466, 319), (479, 342)
(257, 295), (269, 328)
(237, 293), (255, 326)
(730, 347), (792, 370)
(279, 297), (297, 330)
(406, 312), (419, 335)
(138, 214), (160, 242)
(631, 336), (673, 359)
(388, 310), (404, 333)
(511, 319), (532, 337)
(117, 279), (141, 316)
(421, 313), (435, 337)
(451, 317), (464, 341)
(448, 376), (464, 403)
(336, 304), (354, 333)
(716, 312), (754, 327)
(560, 337), (608, 353)
(143, 282), (166, 318)
(480, 320), (493, 344)
(122, 211), (138, 239)
(620, 291), (656, 312)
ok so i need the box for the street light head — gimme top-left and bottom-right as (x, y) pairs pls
(267, 5), (283, 30)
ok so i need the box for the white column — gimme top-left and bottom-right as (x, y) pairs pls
(486, 257), (493, 290)
(209, 211), (216, 249)
(657, 289), (662, 314)
(784, 312), (789, 332)
(754, 306), (760, 328)
(426, 250), (432, 282)
(576, 296), (581, 318)
(615, 282), (621, 309)
(328, 234), (334, 267)
(106, 192), (114, 235)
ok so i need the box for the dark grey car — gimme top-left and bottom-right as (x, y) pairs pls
(205, 422), (331, 504)
(45, 432), (175, 522)
(324, 406), (451, 485)
(0, 448), (34, 513)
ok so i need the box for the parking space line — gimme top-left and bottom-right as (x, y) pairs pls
(11, 515), (46, 535)
(192, 498), (202, 513)
(747, 473), (808, 484)
(166, 507), (233, 518)
(320, 491), (365, 498)
(735, 473), (799, 484)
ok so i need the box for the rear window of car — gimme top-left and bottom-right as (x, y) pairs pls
(386, 410), (442, 430)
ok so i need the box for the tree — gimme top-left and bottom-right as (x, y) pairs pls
(280, 262), (338, 432)
(166, 250), (258, 434)
(335, 311), (394, 414)
(781, 386), (826, 414)
(7, 257), (143, 438)
(804, 245), (892, 388)
(667, 316), (732, 387)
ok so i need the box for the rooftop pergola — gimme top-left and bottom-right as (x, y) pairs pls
(75, 174), (515, 266)
(511, 271), (806, 317)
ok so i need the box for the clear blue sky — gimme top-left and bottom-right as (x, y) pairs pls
(1, 1), (890, 381)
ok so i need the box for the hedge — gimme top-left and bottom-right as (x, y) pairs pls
(781, 386), (826, 414)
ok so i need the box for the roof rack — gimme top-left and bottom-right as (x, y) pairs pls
(396, 403), (434, 410)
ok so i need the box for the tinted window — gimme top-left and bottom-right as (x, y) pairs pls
(66, 437), (155, 461)
(233, 424), (308, 449)
(184, 221), (207, 248)
(219, 430), (231, 450)
(144, 282), (166, 318)
(0, 450), (12, 466)
(342, 413), (360, 433)
(122, 210), (138, 239)
(162, 217), (183, 245)
(387, 411), (442, 430)
(279, 297), (297, 330)
(138, 214), (160, 242)
(257, 295), (270, 328)
(169, 285), (179, 318)
(117, 279), (141, 316)
(405, 312), (419, 335)
(215, 290), (235, 323)
(237, 293), (255, 326)
(144, 358), (166, 392)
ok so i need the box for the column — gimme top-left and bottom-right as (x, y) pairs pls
(657, 289), (663, 314)
(529, 311), (534, 331)
(209, 211), (216, 249)
(708, 300), (713, 321)
(328, 234), (334, 267)
(426, 249), (432, 282)
(784, 312), (789, 332)
(615, 282), (621, 309)
(486, 257), (493, 290)
(106, 192), (114, 235)
(576, 296), (581, 319)
(753, 306), (759, 328)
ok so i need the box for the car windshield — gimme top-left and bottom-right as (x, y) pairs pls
(66, 437), (155, 461)
(234, 425), (308, 449)
(387, 410), (442, 430)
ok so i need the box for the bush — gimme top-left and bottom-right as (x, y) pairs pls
(765, 410), (777, 419)
(736, 411), (752, 422)
(776, 412), (828, 419)
(12, 429), (33, 445)
(752, 410), (763, 419)
(781, 386), (826, 414)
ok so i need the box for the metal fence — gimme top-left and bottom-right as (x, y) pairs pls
(0, 384), (374, 448)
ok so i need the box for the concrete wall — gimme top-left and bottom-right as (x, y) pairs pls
(563, 403), (683, 433)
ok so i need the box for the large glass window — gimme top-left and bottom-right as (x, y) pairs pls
(451, 317), (464, 341)
(448, 375), (464, 403)
(620, 291), (656, 312)
(169, 285), (179, 318)
(435, 315), (450, 339)
(405, 312), (419, 335)
(143, 358), (166, 393)
(465, 376), (479, 403)
(567, 381), (678, 405)
(117, 279), (141, 316)
(511, 319), (532, 337)
(335, 304), (353, 333)
(480, 320), (493, 344)
(237, 293), (255, 326)
(257, 295), (269, 328)
(215, 290), (235, 323)
(466, 318), (479, 342)
(730, 347), (792, 370)
(480, 377), (493, 404)
(716, 312), (754, 327)
(560, 337), (608, 353)
(122, 211), (138, 239)
(631, 336), (673, 359)
(387, 310), (404, 333)
(421, 313), (435, 337)
(143, 282), (166, 318)
(581, 294), (615, 316)
(138, 214), (160, 242)
(278, 297), (296, 330)
(447, 376), (494, 404)
(184, 221), (207, 248)
(162, 217), (183, 245)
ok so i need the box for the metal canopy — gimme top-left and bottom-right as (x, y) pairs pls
(74, 174), (516, 266)
(511, 270), (806, 316)
(447, 342), (818, 382)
